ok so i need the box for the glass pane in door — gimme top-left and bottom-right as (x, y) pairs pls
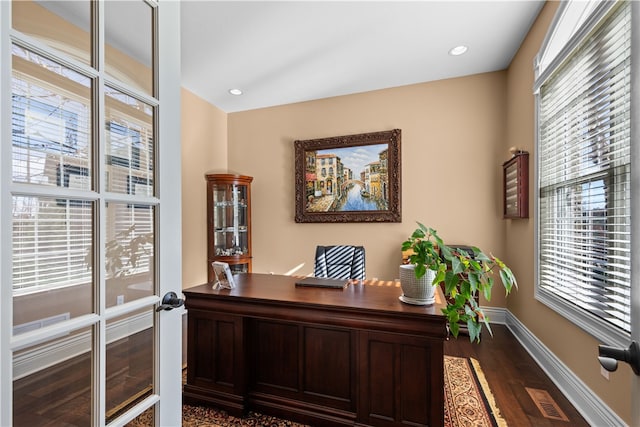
(105, 308), (154, 423)
(105, 203), (155, 307)
(12, 45), (92, 187)
(105, 86), (154, 195)
(105, 1), (153, 95)
(12, 196), (94, 333)
(13, 325), (94, 426)
(12, 0), (92, 66)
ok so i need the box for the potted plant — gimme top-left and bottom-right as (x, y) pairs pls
(401, 222), (517, 342)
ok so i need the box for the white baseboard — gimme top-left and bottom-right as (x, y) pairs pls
(503, 310), (626, 427)
(481, 306), (507, 325)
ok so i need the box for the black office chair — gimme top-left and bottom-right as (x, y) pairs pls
(314, 245), (365, 280)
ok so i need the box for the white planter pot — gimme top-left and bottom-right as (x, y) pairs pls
(399, 264), (436, 305)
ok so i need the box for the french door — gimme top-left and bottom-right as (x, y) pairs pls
(0, 1), (182, 426)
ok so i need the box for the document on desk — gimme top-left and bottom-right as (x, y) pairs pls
(294, 277), (349, 289)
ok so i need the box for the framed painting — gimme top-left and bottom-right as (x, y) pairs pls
(294, 129), (401, 223)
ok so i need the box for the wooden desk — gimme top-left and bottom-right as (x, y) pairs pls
(183, 273), (447, 426)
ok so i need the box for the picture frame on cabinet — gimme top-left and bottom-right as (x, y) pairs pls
(294, 129), (402, 223)
(212, 261), (236, 289)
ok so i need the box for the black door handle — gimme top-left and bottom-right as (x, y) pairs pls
(156, 291), (184, 312)
(598, 341), (640, 375)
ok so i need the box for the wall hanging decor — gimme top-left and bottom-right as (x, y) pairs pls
(294, 129), (401, 223)
(503, 149), (529, 219)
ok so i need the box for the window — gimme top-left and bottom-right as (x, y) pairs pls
(535, 1), (632, 346)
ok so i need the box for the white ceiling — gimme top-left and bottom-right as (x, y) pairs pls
(180, 1), (545, 113)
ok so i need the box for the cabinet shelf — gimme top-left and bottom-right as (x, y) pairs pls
(214, 202), (248, 208)
(206, 173), (253, 280)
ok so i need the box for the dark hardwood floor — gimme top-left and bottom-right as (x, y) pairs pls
(13, 330), (153, 427)
(445, 324), (589, 426)
(13, 323), (589, 426)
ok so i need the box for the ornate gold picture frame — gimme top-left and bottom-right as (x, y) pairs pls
(294, 129), (401, 223)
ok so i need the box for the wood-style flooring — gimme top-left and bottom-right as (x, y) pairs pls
(12, 323), (590, 426)
(445, 324), (589, 426)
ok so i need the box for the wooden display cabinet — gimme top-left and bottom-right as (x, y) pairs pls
(206, 173), (253, 280)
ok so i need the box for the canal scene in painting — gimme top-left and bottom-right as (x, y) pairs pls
(304, 143), (389, 212)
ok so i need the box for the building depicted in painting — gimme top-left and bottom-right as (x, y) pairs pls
(359, 165), (367, 197)
(368, 160), (381, 200)
(337, 159), (344, 197)
(379, 148), (388, 208)
(305, 150), (317, 201)
(343, 167), (352, 181)
(316, 153), (344, 198)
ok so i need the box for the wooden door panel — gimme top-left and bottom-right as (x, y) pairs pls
(254, 320), (299, 391)
(399, 344), (429, 424)
(215, 320), (237, 386)
(191, 315), (239, 386)
(189, 315), (214, 383)
(303, 326), (353, 403)
(360, 331), (441, 426)
(184, 311), (246, 416)
(367, 340), (395, 422)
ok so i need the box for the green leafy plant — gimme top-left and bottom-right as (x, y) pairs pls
(401, 222), (517, 342)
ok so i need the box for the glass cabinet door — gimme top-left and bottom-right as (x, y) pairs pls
(212, 184), (248, 257)
(206, 174), (253, 280)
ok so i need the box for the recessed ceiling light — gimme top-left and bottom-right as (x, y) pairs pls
(229, 88), (243, 96)
(449, 45), (468, 56)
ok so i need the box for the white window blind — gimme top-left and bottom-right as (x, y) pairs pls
(537, 2), (631, 337)
(12, 196), (93, 296)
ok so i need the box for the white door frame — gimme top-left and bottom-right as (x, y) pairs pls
(0, 1), (13, 423)
(155, 0), (183, 424)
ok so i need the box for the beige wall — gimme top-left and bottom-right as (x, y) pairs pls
(181, 88), (228, 288)
(226, 72), (508, 308)
(504, 2), (631, 423)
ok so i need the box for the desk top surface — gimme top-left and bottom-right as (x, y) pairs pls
(184, 273), (446, 317)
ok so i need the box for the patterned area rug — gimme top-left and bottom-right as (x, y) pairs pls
(129, 356), (505, 426)
(444, 356), (507, 427)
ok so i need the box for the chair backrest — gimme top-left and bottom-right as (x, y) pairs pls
(314, 245), (365, 280)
